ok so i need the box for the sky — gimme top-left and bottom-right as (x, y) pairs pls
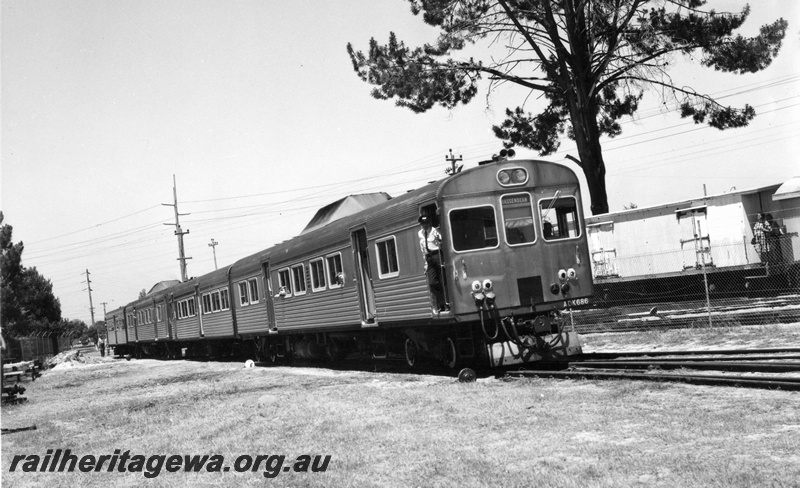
(2, 1), (799, 325)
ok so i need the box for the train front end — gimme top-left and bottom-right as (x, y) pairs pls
(439, 158), (592, 367)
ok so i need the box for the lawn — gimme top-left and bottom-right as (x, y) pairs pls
(2, 325), (799, 487)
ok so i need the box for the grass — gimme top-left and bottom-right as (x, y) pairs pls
(2, 326), (800, 487)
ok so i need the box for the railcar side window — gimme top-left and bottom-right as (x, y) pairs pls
(291, 264), (307, 296)
(278, 269), (292, 296)
(211, 291), (222, 312)
(501, 193), (536, 246)
(449, 206), (499, 251)
(220, 289), (230, 310)
(310, 258), (326, 291)
(238, 282), (249, 306)
(177, 297), (196, 318)
(202, 294), (212, 314)
(376, 236), (399, 278)
(248, 278), (260, 304)
(539, 196), (581, 240)
(326, 253), (344, 288)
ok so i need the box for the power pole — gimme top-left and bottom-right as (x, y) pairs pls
(163, 175), (191, 282)
(101, 302), (108, 317)
(84, 269), (95, 326)
(209, 238), (219, 270)
(445, 148), (463, 175)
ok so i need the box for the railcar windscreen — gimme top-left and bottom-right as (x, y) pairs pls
(449, 206), (499, 251)
(539, 196), (581, 240)
(501, 193), (536, 245)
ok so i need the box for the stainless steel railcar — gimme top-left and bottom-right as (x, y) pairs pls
(107, 158), (593, 369)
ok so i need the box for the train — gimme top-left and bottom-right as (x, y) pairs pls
(105, 157), (593, 374)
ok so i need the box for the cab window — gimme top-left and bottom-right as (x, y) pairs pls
(539, 196), (580, 240)
(449, 206), (498, 251)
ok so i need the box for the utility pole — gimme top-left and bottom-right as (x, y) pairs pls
(445, 148), (463, 175)
(209, 238), (219, 270)
(101, 302), (108, 317)
(84, 269), (96, 326)
(163, 175), (191, 282)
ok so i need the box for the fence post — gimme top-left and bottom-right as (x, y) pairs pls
(701, 251), (713, 328)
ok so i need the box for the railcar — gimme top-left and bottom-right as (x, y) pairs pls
(107, 158), (593, 369)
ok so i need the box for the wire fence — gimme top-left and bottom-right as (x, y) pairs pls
(572, 236), (800, 334)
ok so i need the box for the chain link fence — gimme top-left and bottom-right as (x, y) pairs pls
(572, 235), (800, 334)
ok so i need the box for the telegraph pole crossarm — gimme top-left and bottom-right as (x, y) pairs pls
(445, 148), (463, 175)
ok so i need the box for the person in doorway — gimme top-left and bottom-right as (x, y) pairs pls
(765, 214), (784, 265)
(418, 215), (448, 312)
(752, 213), (771, 265)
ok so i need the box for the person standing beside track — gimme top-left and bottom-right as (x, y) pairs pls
(418, 215), (448, 312)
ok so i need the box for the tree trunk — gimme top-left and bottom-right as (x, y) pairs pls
(576, 137), (610, 216)
(567, 99), (610, 216)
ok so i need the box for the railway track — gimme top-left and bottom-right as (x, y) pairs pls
(506, 346), (800, 391)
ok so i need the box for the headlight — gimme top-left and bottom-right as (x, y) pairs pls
(497, 167), (528, 186)
(471, 281), (482, 293)
(567, 268), (577, 279)
(557, 269), (567, 281)
(482, 279), (493, 292)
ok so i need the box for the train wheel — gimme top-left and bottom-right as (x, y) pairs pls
(268, 345), (278, 364)
(405, 339), (418, 367)
(443, 337), (458, 369)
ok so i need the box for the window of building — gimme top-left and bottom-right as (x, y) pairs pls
(326, 253), (343, 289)
(449, 206), (499, 251)
(376, 236), (400, 278)
(310, 258), (326, 292)
(501, 193), (536, 246)
(202, 293), (212, 314)
(539, 196), (581, 241)
(291, 264), (307, 296)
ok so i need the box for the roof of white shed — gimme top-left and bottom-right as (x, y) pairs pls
(773, 176), (800, 201)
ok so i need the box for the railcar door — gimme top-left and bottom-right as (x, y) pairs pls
(351, 228), (377, 325)
(261, 262), (277, 331)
